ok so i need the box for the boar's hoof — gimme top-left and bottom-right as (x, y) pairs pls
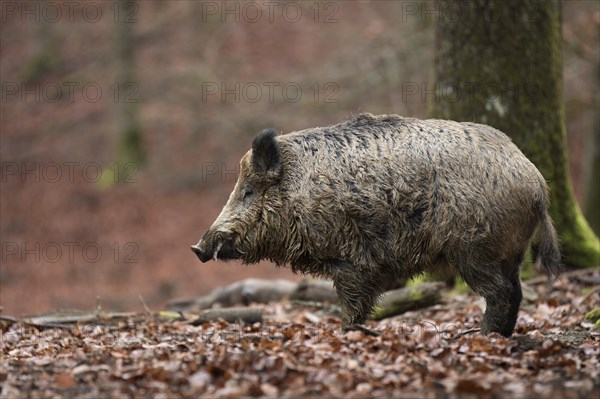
(343, 324), (381, 337)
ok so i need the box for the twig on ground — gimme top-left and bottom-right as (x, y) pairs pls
(580, 286), (600, 304)
(344, 325), (381, 337)
(138, 294), (152, 315)
(454, 328), (481, 338)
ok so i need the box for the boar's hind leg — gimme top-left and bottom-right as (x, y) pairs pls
(459, 257), (523, 337)
(332, 261), (384, 330)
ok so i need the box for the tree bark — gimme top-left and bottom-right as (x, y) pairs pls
(432, 0), (599, 268)
(584, 116), (600, 235)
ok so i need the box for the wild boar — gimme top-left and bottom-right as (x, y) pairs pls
(191, 113), (561, 337)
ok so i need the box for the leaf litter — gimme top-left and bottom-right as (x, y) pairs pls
(1, 271), (598, 398)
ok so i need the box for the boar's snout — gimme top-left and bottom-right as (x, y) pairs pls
(191, 244), (212, 263)
(191, 230), (241, 263)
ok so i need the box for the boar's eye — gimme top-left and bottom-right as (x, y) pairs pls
(242, 188), (254, 201)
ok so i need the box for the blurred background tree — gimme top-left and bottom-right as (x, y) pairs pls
(114, 0), (145, 177)
(432, 0), (599, 269)
(21, 0), (60, 82)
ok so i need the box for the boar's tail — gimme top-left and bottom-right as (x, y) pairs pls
(536, 208), (562, 279)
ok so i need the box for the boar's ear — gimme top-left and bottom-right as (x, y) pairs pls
(252, 128), (281, 177)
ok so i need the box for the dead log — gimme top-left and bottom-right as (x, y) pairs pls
(166, 295), (217, 311)
(189, 307), (263, 325)
(167, 278), (443, 322)
(371, 282), (444, 320)
(290, 280), (443, 320)
(0, 311), (147, 330)
(290, 279), (338, 303)
(166, 278), (298, 311)
(26, 310), (140, 324)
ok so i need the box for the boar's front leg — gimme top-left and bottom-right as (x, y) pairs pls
(331, 260), (383, 334)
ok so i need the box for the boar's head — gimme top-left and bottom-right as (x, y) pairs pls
(191, 128), (284, 264)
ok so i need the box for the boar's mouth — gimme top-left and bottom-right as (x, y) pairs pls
(191, 236), (241, 263)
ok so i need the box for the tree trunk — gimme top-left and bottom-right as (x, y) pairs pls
(115, 0), (145, 175)
(584, 115), (600, 235)
(21, 0), (59, 82)
(432, 0), (599, 268)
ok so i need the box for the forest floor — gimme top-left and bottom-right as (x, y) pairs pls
(1, 269), (598, 398)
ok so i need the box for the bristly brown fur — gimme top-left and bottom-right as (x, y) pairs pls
(196, 113), (561, 337)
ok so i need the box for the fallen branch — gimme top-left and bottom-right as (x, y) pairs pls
(371, 282), (444, 320)
(24, 311), (138, 325)
(454, 327), (481, 338)
(167, 278), (444, 322)
(189, 307), (263, 325)
(290, 279), (338, 303)
(0, 311), (148, 331)
(167, 279), (298, 311)
(526, 267), (599, 286)
(344, 324), (381, 337)
(580, 286), (600, 304)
